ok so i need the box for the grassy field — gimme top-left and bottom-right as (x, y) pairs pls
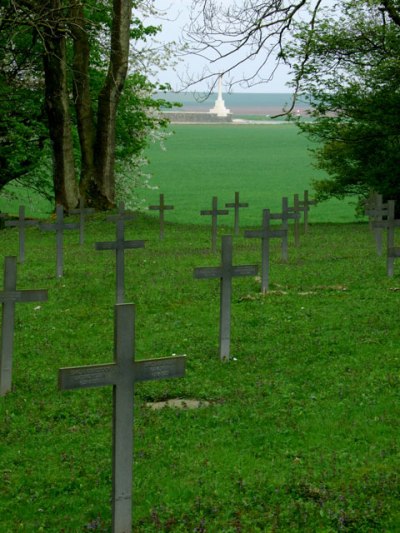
(0, 210), (399, 531)
(141, 124), (359, 225)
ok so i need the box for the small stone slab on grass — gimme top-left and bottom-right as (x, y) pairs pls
(146, 398), (210, 410)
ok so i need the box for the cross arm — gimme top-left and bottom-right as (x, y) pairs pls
(372, 220), (400, 229)
(194, 266), (223, 279)
(231, 265), (258, 277)
(0, 289), (48, 303)
(58, 363), (118, 390)
(133, 356), (186, 382)
(200, 209), (229, 216)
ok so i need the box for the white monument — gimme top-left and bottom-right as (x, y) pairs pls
(209, 76), (231, 117)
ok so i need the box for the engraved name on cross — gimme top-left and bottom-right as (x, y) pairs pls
(0, 256), (48, 395)
(40, 205), (79, 277)
(5, 205), (38, 263)
(149, 193), (174, 240)
(95, 203), (145, 304)
(225, 191), (249, 236)
(59, 304), (186, 533)
(245, 209), (286, 294)
(194, 235), (257, 360)
(200, 196), (229, 253)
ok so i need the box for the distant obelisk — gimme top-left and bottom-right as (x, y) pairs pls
(209, 76), (231, 117)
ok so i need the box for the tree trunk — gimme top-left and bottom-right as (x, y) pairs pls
(43, 1), (78, 209)
(92, 0), (133, 209)
(69, 2), (96, 205)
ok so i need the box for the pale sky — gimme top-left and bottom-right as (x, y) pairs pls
(149, 0), (292, 93)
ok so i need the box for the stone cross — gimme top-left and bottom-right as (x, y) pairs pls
(200, 196), (229, 253)
(96, 213), (145, 304)
(0, 256), (48, 395)
(365, 194), (389, 256)
(270, 197), (300, 261)
(194, 235), (257, 360)
(59, 303), (186, 533)
(5, 205), (38, 263)
(40, 205), (80, 277)
(288, 193), (307, 247)
(372, 200), (400, 277)
(225, 192), (249, 235)
(299, 190), (316, 232)
(69, 198), (95, 245)
(148, 193), (174, 240)
(245, 209), (286, 293)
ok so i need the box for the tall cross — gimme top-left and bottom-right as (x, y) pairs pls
(40, 205), (80, 277)
(69, 198), (95, 245)
(5, 205), (38, 263)
(270, 197), (300, 261)
(298, 190), (316, 233)
(245, 209), (286, 293)
(365, 194), (389, 256)
(59, 304), (186, 533)
(225, 191), (249, 236)
(200, 196), (229, 253)
(149, 193), (174, 240)
(288, 193), (307, 247)
(0, 256), (48, 395)
(96, 213), (145, 304)
(194, 235), (257, 360)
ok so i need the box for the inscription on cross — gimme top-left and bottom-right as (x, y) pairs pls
(59, 304), (186, 533)
(225, 191), (249, 236)
(69, 198), (95, 245)
(200, 196), (229, 253)
(0, 256), (48, 395)
(149, 193), (174, 240)
(96, 205), (145, 304)
(40, 205), (79, 277)
(5, 205), (38, 263)
(245, 209), (286, 293)
(194, 235), (258, 360)
(270, 197), (300, 261)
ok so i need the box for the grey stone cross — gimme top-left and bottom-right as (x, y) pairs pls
(372, 200), (400, 276)
(365, 194), (389, 256)
(299, 190), (316, 233)
(200, 196), (229, 253)
(270, 197), (300, 261)
(5, 205), (38, 263)
(107, 202), (135, 225)
(149, 193), (174, 240)
(194, 235), (257, 360)
(59, 303), (186, 533)
(96, 212), (145, 304)
(0, 256), (48, 395)
(69, 198), (95, 245)
(288, 193), (307, 247)
(245, 209), (286, 293)
(225, 191), (249, 235)
(40, 205), (80, 277)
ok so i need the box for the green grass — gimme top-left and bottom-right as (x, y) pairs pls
(0, 211), (399, 531)
(141, 124), (359, 225)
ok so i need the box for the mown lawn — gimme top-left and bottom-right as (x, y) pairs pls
(0, 210), (399, 532)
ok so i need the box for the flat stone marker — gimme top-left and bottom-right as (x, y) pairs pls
(59, 304), (186, 533)
(40, 205), (79, 277)
(149, 193), (174, 240)
(299, 190), (316, 233)
(270, 196), (300, 261)
(245, 209), (286, 293)
(96, 212), (145, 304)
(5, 205), (38, 263)
(69, 198), (95, 245)
(194, 234), (257, 360)
(365, 194), (390, 256)
(0, 256), (48, 395)
(372, 200), (400, 276)
(200, 196), (229, 253)
(225, 192), (249, 236)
